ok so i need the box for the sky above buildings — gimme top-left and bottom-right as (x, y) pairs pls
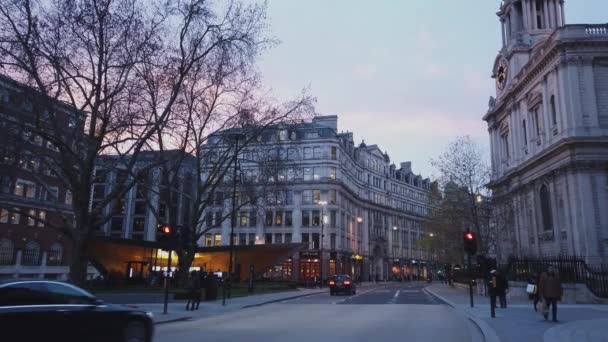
(258, 0), (608, 177)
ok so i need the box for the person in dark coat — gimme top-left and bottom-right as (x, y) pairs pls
(539, 266), (563, 322)
(489, 269), (507, 317)
(186, 271), (202, 311)
(496, 271), (509, 308)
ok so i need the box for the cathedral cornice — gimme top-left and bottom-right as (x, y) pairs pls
(484, 24), (608, 123)
(488, 137), (608, 195)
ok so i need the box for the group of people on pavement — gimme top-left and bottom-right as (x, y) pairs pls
(487, 265), (563, 322)
(185, 270), (203, 311)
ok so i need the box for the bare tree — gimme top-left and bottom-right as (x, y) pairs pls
(0, 0), (277, 285)
(430, 136), (492, 256)
(420, 185), (466, 264)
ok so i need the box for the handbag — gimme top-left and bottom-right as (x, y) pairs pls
(537, 299), (548, 316)
(526, 284), (537, 294)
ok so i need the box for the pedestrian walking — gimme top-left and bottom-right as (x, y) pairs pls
(527, 272), (540, 311)
(496, 271), (509, 308)
(488, 269), (507, 317)
(538, 266), (563, 322)
(186, 271), (202, 311)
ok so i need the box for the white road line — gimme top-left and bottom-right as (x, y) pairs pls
(388, 289), (400, 304)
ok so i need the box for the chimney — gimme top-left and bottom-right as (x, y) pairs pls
(400, 161), (412, 173)
(312, 115), (338, 131)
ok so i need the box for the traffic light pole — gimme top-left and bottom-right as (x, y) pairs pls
(468, 254), (474, 308)
(163, 249), (172, 315)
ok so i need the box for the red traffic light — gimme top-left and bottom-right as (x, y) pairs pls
(161, 225), (172, 234)
(464, 232), (474, 240)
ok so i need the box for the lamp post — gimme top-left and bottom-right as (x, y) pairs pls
(356, 216), (363, 282)
(318, 200), (327, 287)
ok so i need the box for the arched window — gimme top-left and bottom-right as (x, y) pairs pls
(0, 239), (14, 265)
(47, 243), (63, 265)
(22, 241), (40, 265)
(550, 95), (557, 126)
(540, 185), (553, 232)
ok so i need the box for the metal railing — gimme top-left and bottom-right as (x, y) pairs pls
(499, 257), (608, 299)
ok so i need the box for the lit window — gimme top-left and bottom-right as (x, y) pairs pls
(37, 211), (46, 227)
(312, 190), (321, 204)
(27, 209), (36, 226)
(10, 208), (20, 224)
(214, 234), (222, 246)
(329, 167), (336, 180)
(0, 208), (8, 223)
(204, 234), (212, 247)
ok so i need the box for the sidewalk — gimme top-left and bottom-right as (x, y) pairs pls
(132, 282), (381, 324)
(129, 288), (320, 324)
(425, 283), (608, 342)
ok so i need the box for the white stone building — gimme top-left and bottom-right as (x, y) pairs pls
(484, 0), (608, 263)
(201, 116), (433, 282)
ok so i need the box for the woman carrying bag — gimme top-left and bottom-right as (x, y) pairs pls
(526, 272), (540, 311)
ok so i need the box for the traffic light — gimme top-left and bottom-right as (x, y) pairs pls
(463, 231), (477, 255)
(158, 224), (177, 243)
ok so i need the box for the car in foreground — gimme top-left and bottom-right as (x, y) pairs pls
(0, 279), (154, 342)
(328, 275), (356, 296)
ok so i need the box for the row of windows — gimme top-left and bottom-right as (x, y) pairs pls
(0, 207), (47, 227)
(0, 239), (63, 266)
(264, 210), (293, 227)
(238, 146), (338, 162)
(500, 94), (560, 162)
(1, 177), (71, 205)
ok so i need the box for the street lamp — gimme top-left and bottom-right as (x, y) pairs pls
(356, 216), (363, 223)
(393, 226), (398, 231)
(318, 200), (327, 287)
(429, 233), (435, 238)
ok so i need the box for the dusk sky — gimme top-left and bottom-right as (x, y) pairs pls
(258, 0), (608, 177)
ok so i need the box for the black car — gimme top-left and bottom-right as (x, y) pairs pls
(328, 275), (356, 296)
(0, 279), (154, 342)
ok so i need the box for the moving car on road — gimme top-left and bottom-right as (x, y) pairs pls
(0, 279), (154, 342)
(328, 275), (356, 296)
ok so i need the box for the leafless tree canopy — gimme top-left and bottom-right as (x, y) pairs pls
(0, 0), (313, 284)
(429, 136), (493, 257)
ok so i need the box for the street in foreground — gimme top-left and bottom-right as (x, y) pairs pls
(155, 283), (481, 342)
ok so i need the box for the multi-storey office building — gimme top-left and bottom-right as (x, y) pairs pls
(0, 75), (83, 279)
(201, 116), (433, 282)
(484, 0), (608, 263)
(93, 151), (196, 243)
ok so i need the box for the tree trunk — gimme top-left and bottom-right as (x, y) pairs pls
(176, 249), (195, 288)
(69, 240), (88, 286)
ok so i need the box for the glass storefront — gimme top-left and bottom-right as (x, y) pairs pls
(299, 251), (320, 281)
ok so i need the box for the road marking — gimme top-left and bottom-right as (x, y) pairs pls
(388, 289), (400, 304)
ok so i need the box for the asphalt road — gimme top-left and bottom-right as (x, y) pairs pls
(154, 283), (483, 342)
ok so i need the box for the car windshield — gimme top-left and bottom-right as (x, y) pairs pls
(332, 276), (350, 281)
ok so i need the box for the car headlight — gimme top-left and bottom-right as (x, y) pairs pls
(145, 311), (154, 319)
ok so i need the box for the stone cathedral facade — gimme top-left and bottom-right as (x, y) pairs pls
(484, 0), (608, 263)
